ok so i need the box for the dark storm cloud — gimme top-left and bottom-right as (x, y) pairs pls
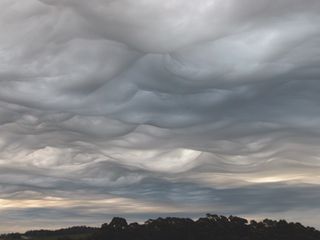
(1, 0), (320, 232)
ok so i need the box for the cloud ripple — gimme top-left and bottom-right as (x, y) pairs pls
(0, 0), (320, 232)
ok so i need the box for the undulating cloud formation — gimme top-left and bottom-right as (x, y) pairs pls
(1, 0), (320, 232)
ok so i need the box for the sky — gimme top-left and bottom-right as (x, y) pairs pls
(0, 0), (320, 233)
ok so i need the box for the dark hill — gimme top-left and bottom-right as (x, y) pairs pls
(1, 214), (319, 240)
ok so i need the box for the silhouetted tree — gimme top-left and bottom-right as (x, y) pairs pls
(2, 214), (320, 240)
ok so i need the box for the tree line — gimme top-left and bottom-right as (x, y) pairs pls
(1, 214), (319, 240)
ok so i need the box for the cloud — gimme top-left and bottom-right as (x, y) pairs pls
(1, 0), (320, 232)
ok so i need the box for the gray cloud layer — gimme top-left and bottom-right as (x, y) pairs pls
(1, 0), (320, 232)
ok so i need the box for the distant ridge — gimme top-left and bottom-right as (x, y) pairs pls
(1, 214), (319, 240)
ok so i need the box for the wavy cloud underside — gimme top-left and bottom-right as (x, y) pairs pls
(1, 0), (320, 232)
